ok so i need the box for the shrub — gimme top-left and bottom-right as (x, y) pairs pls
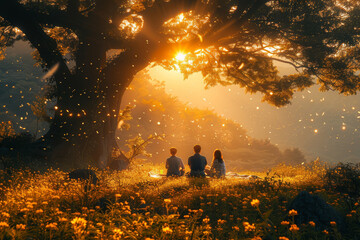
(0, 132), (34, 150)
(324, 163), (360, 197)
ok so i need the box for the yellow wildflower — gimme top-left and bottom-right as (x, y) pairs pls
(59, 217), (68, 222)
(20, 208), (29, 212)
(16, 224), (26, 230)
(46, 222), (58, 230)
(309, 221), (315, 227)
(112, 228), (123, 240)
(281, 221), (289, 225)
(233, 226), (240, 231)
(289, 224), (299, 232)
(36, 209), (43, 214)
(0, 222), (9, 228)
(288, 209), (298, 216)
(217, 219), (226, 224)
(71, 217), (87, 236)
(330, 221), (336, 227)
(279, 237), (289, 240)
(203, 230), (211, 235)
(203, 217), (210, 224)
(251, 199), (260, 207)
(243, 222), (256, 232)
(164, 199), (171, 204)
(162, 226), (173, 234)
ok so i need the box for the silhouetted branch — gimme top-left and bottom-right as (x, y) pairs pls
(0, 0), (71, 93)
(204, 0), (269, 45)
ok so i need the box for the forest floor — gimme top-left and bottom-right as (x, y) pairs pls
(0, 161), (359, 240)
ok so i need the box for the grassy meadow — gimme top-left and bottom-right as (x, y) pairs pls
(0, 161), (360, 240)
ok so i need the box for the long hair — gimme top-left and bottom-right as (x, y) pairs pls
(213, 149), (223, 163)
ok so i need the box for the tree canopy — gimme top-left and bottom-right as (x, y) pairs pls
(1, 0), (360, 167)
(1, 0), (360, 105)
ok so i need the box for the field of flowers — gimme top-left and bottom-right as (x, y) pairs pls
(0, 161), (359, 240)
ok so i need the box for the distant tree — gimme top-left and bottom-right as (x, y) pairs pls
(1, 0), (360, 168)
(282, 148), (306, 165)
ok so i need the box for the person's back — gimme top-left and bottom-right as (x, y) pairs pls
(188, 145), (207, 177)
(210, 149), (226, 178)
(166, 148), (185, 177)
(210, 159), (226, 178)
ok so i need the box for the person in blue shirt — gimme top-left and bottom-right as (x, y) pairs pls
(188, 145), (207, 177)
(166, 147), (185, 177)
(209, 149), (226, 178)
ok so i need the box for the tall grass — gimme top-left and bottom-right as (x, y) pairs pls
(0, 161), (359, 239)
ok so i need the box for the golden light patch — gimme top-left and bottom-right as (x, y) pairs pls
(175, 52), (186, 61)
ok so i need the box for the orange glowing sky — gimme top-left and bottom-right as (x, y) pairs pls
(149, 64), (360, 164)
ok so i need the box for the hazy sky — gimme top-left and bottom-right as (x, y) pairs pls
(149, 66), (360, 163)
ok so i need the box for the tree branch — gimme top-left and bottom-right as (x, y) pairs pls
(103, 45), (151, 87)
(0, 0), (71, 91)
(203, 0), (269, 45)
(22, 2), (88, 31)
(260, 56), (306, 70)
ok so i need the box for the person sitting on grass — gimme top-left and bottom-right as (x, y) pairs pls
(166, 147), (185, 177)
(188, 145), (207, 177)
(209, 149), (226, 178)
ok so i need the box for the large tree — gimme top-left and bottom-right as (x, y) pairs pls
(1, 0), (360, 168)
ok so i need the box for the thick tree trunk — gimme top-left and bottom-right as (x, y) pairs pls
(39, 41), (130, 169)
(18, 15), (152, 168)
(41, 82), (127, 169)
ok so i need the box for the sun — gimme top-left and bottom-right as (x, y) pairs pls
(175, 52), (186, 61)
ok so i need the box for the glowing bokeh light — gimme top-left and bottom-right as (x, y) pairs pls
(175, 52), (186, 61)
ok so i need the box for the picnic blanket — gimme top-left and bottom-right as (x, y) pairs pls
(148, 171), (260, 179)
(148, 172), (166, 178)
(225, 172), (261, 179)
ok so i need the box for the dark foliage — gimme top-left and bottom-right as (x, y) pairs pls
(288, 191), (346, 233)
(324, 163), (360, 198)
(0, 132), (35, 169)
(0, 132), (34, 149)
(68, 169), (98, 186)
